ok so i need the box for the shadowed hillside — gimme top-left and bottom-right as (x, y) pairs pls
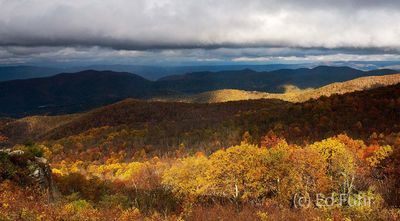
(0, 70), (159, 117)
(0, 66), (397, 117)
(2, 83), (399, 151)
(157, 66), (397, 93)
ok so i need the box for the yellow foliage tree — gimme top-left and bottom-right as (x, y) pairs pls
(205, 142), (268, 202)
(162, 155), (210, 199)
(366, 145), (392, 168)
(309, 138), (356, 193)
(290, 147), (330, 201)
(261, 141), (297, 204)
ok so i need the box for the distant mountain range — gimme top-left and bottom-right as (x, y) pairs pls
(156, 66), (397, 93)
(0, 64), (310, 82)
(0, 66), (398, 117)
(1, 61), (399, 82)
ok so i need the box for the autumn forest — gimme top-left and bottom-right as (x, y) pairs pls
(0, 78), (399, 220)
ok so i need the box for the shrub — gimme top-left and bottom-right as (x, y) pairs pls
(118, 208), (142, 221)
(99, 193), (130, 209)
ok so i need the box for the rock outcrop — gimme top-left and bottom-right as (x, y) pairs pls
(0, 149), (56, 202)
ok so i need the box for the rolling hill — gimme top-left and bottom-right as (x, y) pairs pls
(0, 70), (160, 117)
(0, 66), (397, 117)
(155, 73), (400, 103)
(0, 114), (79, 144)
(157, 66), (398, 93)
(1, 83), (400, 150)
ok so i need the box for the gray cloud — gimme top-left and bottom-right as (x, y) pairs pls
(0, 0), (400, 65)
(2, 46), (400, 66)
(1, 0), (400, 50)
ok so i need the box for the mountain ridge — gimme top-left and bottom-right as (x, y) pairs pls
(155, 66), (398, 94)
(154, 73), (400, 103)
(0, 66), (397, 117)
(0, 70), (157, 117)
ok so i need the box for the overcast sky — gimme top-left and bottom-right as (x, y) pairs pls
(1, 0), (400, 66)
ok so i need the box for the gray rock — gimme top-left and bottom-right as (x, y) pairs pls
(32, 168), (41, 178)
(9, 149), (25, 156)
(0, 148), (12, 153)
(35, 156), (48, 164)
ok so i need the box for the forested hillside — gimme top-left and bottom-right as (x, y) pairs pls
(0, 66), (397, 117)
(2, 83), (400, 150)
(1, 84), (400, 220)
